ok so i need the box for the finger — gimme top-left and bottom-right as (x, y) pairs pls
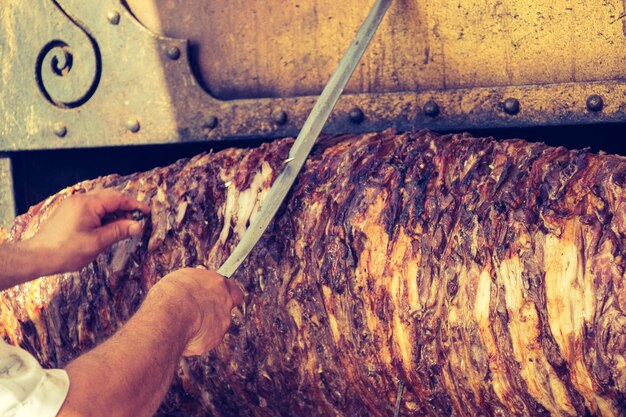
(203, 270), (244, 305)
(94, 219), (143, 249)
(182, 347), (201, 357)
(99, 189), (150, 213)
(88, 189), (151, 217)
(225, 280), (245, 306)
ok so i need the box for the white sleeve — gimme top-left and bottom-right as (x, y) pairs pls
(0, 340), (69, 417)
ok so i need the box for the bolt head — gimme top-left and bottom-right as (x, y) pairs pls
(586, 94), (604, 112)
(53, 122), (67, 138)
(348, 107), (365, 123)
(107, 11), (120, 25)
(423, 100), (440, 117)
(126, 119), (140, 133)
(503, 98), (520, 115)
(204, 116), (218, 129)
(272, 110), (288, 125)
(166, 46), (181, 61)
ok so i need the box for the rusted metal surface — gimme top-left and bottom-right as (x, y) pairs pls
(1, 0), (626, 152)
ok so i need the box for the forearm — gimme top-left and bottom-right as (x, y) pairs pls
(58, 290), (195, 417)
(0, 239), (53, 290)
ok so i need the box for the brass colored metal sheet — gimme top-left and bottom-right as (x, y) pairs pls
(126, 0), (626, 100)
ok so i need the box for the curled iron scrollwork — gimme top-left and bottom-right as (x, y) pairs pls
(49, 43), (74, 77)
(35, 2), (101, 109)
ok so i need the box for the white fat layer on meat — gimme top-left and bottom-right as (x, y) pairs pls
(218, 161), (273, 245)
(353, 187), (393, 369)
(474, 267), (516, 407)
(444, 263), (482, 411)
(544, 220), (616, 417)
(498, 256), (576, 416)
(321, 286), (340, 344)
(388, 228), (419, 374)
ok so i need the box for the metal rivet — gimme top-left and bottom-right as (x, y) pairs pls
(272, 110), (288, 125)
(423, 100), (440, 117)
(204, 116), (218, 129)
(349, 107), (364, 123)
(53, 123), (67, 138)
(503, 98), (520, 115)
(586, 94), (604, 112)
(126, 119), (140, 133)
(166, 46), (181, 61)
(107, 11), (120, 25)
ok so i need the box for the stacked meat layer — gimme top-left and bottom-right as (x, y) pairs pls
(1, 130), (625, 416)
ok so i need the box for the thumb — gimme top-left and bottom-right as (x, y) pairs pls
(95, 219), (142, 248)
(225, 280), (245, 306)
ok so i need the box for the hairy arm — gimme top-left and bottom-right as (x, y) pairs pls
(0, 189), (149, 291)
(57, 268), (244, 417)
(59, 285), (192, 417)
(0, 239), (52, 290)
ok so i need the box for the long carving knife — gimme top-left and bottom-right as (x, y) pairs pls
(217, 0), (392, 278)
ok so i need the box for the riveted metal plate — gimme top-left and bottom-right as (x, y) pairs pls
(2, 0), (626, 151)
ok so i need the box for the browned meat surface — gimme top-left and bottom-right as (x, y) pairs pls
(1, 130), (625, 416)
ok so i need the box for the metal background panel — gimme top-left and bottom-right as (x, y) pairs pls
(1, 0), (626, 151)
(126, 0), (626, 98)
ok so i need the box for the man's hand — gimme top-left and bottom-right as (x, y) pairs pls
(28, 189), (150, 275)
(146, 268), (245, 356)
(60, 268), (244, 417)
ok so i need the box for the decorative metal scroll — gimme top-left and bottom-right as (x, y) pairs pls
(35, 1), (101, 109)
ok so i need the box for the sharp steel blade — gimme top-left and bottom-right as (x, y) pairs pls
(218, 0), (393, 278)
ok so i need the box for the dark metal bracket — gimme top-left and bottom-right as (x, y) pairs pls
(0, 157), (16, 229)
(2, 0), (626, 152)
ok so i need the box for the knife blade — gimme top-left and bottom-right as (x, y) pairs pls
(217, 0), (393, 278)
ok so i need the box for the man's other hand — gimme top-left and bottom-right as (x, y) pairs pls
(29, 189), (150, 274)
(148, 268), (245, 356)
